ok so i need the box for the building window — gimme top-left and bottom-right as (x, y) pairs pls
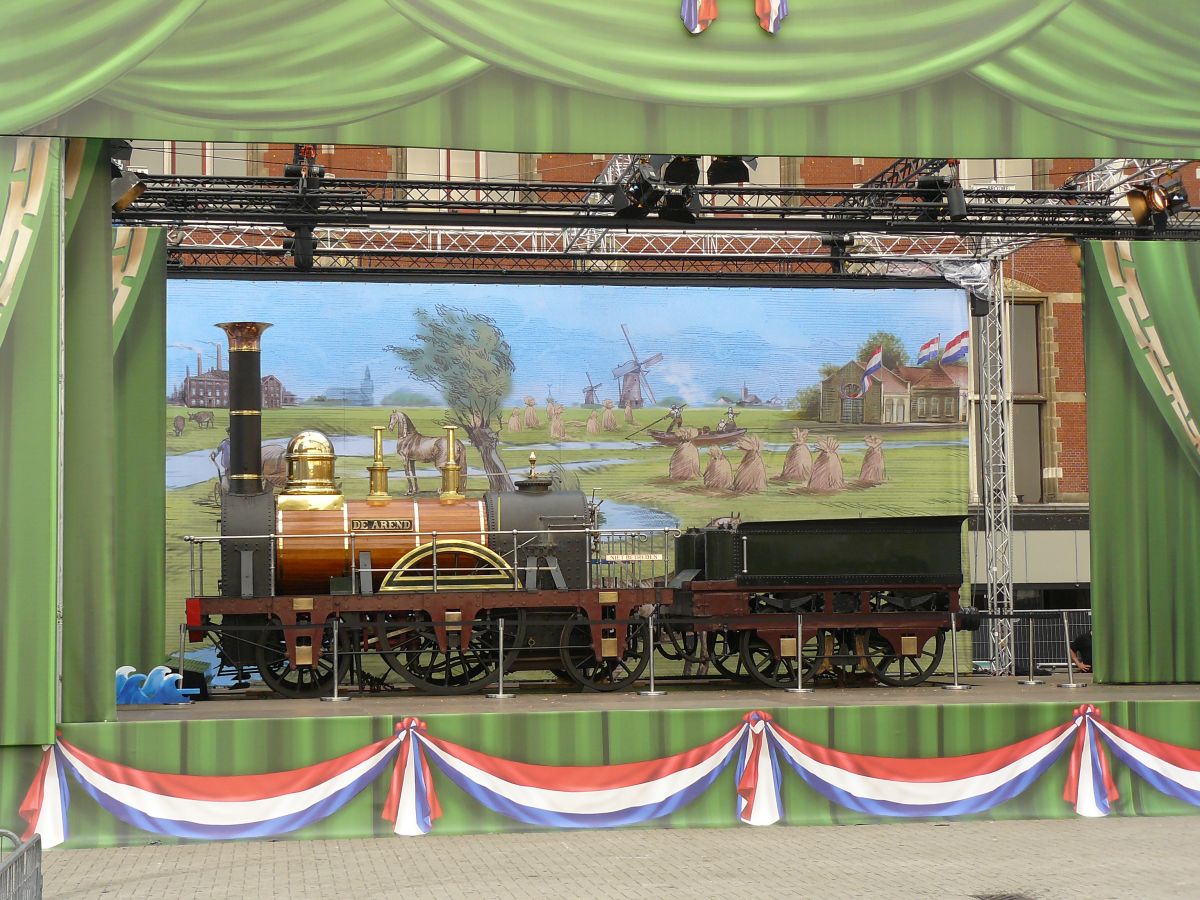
(917, 397), (927, 418)
(930, 397), (940, 417)
(944, 396), (955, 418)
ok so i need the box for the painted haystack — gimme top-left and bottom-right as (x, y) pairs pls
(732, 435), (767, 493)
(858, 434), (886, 485)
(703, 444), (734, 490)
(809, 435), (845, 492)
(779, 428), (812, 482)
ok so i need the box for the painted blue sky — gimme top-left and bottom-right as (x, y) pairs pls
(168, 280), (966, 405)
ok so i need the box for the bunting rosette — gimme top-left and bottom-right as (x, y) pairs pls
(19, 706), (1200, 847)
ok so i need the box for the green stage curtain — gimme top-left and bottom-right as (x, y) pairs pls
(1084, 241), (1200, 684)
(0, 138), (61, 746)
(60, 139), (117, 724)
(113, 228), (167, 672)
(5, 0), (1200, 155)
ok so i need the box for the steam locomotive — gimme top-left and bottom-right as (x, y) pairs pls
(186, 323), (967, 697)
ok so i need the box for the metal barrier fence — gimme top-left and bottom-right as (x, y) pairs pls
(0, 830), (42, 900)
(973, 609), (1093, 675)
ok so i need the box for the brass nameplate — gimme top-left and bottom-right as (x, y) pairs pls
(901, 635), (919, 656)
(351, 518), (414, 532)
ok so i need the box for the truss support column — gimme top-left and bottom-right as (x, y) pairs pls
(979, 261), (1015, 675)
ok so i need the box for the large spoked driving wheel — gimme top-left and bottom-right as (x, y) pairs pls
(255, 620), (351, 699)
(862, 630), (945, 687)
(739, 630), (821, 689)
(375, 611), (526, 695)
(559, 614), (649, 692)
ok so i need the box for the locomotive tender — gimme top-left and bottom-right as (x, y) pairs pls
(187, 323), (967, 697)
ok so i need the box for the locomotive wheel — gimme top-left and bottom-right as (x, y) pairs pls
(255, 620), (351, 699)
(862, 630), (945, 687)
(376, 611), (526, 695)
(739, 630), (820, 689)
(707, 631), (752, 680)
(559, 614), (649, 692)
(655, 621), (700, 662)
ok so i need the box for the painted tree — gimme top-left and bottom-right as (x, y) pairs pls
(856, 331), (910, 370)
(387, 307), (516, 491)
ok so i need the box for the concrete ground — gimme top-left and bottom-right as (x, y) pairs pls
(43, 816), (1200, 899)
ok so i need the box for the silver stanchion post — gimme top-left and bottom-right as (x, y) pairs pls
(321, 617), (350, 702)
(639, 611), (666, 697)
(487, 616), (515, 700)
(178, 623), (186, 678)
(942, 612), (971, 691)
(1019, 613), (1044, 686)
(1058, 610), (1085, 689)
(786, 612), (813, 694)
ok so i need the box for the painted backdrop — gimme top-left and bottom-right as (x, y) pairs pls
(164, 279), (968, 644)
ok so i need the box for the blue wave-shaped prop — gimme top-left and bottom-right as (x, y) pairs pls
(115, 665), (192, 705)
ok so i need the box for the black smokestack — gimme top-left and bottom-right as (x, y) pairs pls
(216, 322), (271, 495)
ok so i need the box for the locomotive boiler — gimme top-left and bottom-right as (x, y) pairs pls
(187, 322), (968, 698)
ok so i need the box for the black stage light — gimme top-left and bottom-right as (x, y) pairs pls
(305, 164), (325, 192)
(707, 155), (752, 185)
(946, 182), (967, 221)
(287, 223), (315, 271)
(657, 185), (701, 224)
(109, 139), (134, 165)
(970, 291), (991, 318)
(822, 234), (855, 274)
(612, 163), (663, 219)
(914, 175), (952, 222)
(283, 163), (304, 179)
(662, 155), (701, 186)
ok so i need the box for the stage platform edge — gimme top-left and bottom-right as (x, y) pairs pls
(5, 685), (1200, 848)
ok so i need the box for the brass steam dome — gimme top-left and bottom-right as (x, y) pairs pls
(279, 429), (344, 510)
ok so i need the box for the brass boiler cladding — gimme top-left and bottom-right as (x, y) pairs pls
(273, 426), (490, 594)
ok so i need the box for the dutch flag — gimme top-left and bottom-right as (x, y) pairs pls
(942, 329), (970, 364)
(861, 345), (883, 396)
(917, 335), (940, 365)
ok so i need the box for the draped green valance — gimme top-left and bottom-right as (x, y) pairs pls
(6, 0), (1200, 155)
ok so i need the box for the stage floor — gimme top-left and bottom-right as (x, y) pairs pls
(116, 674), (1200, 722)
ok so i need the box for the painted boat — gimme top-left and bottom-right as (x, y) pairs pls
(648, 427), (747, 447)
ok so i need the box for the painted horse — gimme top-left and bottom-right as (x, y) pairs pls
(387, 409), (467, 494)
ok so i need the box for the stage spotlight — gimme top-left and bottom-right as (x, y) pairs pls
(612, 163), (663, 219)
(1160, 176), (1189, 211)
(657, 185), (701, 224)
(109, 139), (145, 212)
(1127, 182), (1169, 228)
(707, 156), (754, 185)
(662, 155), (701, 186)
(285, 223), (315, 271)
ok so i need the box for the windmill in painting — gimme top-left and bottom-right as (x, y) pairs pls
(612, 324), (663, 409)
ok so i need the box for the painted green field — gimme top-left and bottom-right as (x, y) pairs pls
(164, 404), (968, 653)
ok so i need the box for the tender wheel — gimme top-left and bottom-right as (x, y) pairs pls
(862, 629), (945, 687)
(375, 611), (526, 695)
(559, 614), (649, 692)
(707, 631), (752, 680)
(255, 619), (350, 699)
(739, 630), (820, 689)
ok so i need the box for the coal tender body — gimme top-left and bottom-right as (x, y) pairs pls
(670, 517), (967, 687)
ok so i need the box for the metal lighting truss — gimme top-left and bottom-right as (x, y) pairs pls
(140, 157), (1198, 679)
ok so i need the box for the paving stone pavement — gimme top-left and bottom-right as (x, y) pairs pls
(42, 816), (1200, 899)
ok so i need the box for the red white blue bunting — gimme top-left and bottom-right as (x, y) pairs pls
(19, 706), (1197, 848)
